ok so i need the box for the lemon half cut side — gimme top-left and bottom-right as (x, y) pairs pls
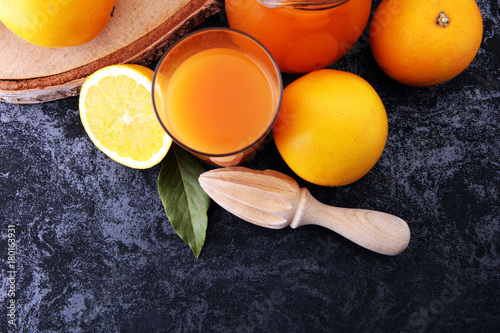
(79, 64), (172, 169)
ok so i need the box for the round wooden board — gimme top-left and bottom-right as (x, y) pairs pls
(0, 0), (222, 104)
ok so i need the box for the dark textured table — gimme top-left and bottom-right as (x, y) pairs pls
(1, 1), (499, 332)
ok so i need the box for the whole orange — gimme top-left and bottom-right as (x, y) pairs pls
(0, 0), (115, 48)
(272, 69), (388, 187)
(369, 0), (483, 86)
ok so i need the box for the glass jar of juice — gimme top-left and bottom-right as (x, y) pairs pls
(225, 0), (371, 73)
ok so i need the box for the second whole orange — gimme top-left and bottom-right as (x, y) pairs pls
(272, 69), (388, 187)
(369, 0), (483, 87)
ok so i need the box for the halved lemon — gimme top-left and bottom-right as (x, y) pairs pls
(79, 64), (172, 169)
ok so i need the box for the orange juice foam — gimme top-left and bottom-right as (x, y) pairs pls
(164, 48), (278, 155)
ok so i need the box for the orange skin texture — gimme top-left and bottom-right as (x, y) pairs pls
(369, 0), (483, 86)
(272, 69), (388, 187)
(0, 0), (116, 47)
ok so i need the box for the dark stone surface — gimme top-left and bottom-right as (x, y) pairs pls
(1, 1), (499, 332)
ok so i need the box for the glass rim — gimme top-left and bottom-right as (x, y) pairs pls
(257, 0), (350, 10)
(152, 27), (283, 158)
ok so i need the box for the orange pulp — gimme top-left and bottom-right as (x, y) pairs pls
(164, 48), (278, 155)
(225, 0), (371, 73)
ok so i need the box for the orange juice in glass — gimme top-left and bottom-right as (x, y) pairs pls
(225, 0), (371, 73)
(152, 28), (282, 167)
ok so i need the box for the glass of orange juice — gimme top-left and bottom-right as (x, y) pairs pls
(225, 0), (372, 73)
(152, 28), (283, 167)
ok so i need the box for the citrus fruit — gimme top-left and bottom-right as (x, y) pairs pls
(79, 64), (172, 169)
(272, 69), (388, 186)
(369, 0), (483, 87)
(0, 0), (115, 47)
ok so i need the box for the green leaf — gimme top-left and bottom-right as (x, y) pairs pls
(158, 144), (210, 258)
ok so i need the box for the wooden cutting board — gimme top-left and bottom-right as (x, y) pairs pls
(0, 0), (222, 104)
